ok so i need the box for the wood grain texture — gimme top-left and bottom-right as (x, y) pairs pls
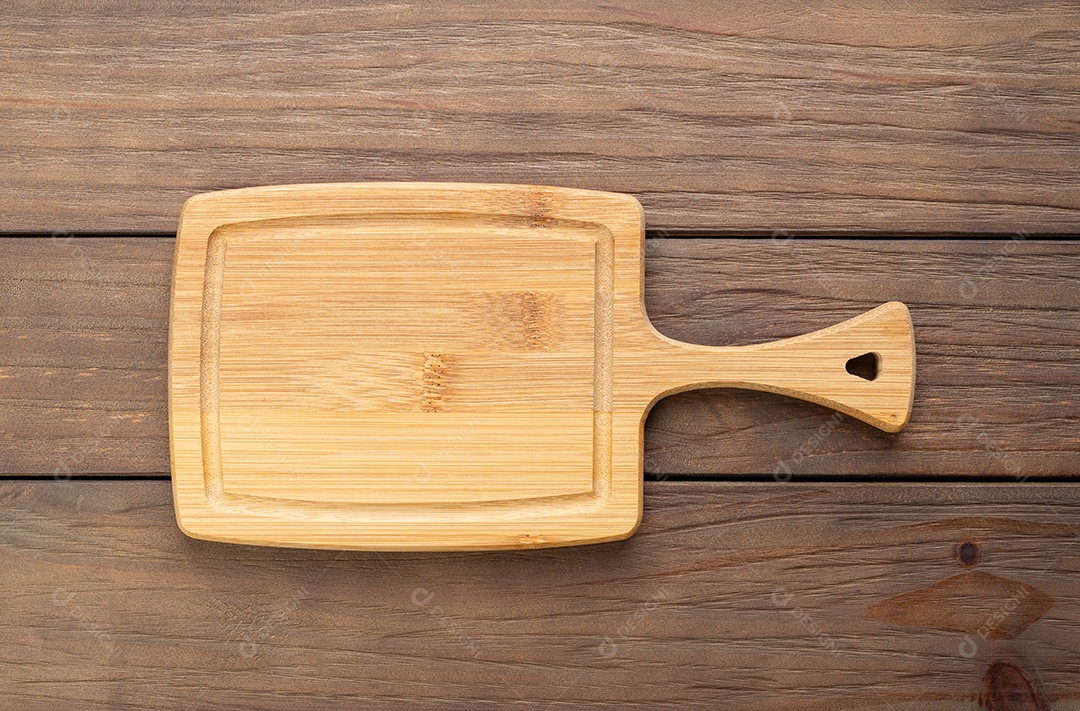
(3, 4), (1077, 708)
(0, 236), (171, 476)
(2, 479), (1077, 709)
(1, 237), (1076, 478)
(1, 1), (1078, 234)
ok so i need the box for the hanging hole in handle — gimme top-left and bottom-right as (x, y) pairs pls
(846, 352), (880, 381)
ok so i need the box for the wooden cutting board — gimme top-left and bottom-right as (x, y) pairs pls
(170, 182), (915, 550)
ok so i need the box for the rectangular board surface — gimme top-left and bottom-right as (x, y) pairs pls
(170, 183), (645, 550)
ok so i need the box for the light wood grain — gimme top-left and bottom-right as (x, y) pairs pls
(1, 1), (1078, 234)
(2, 479), (1076, 710)
(1, 237), (1074, 477)
(171, 184), (913, 550)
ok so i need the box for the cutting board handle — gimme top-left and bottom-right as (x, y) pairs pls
(642, 302), (915, 432)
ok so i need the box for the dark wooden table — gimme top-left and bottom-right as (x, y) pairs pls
(2, 2), (1078, 709)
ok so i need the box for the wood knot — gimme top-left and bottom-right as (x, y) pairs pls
(527, 189), (556, 228)
(420, 353), (448, 412)
(484, 291), (557, 350)
(956, 541), (981, 566)
(979, 661), (1047, 711)
(519, 291), (554, 350)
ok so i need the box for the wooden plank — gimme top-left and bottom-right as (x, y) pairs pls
(2, 1), (1078, 233)
(2, 479), (1077, 709)
(0, 237), (171, 476)
(1, 237), (1077, 477)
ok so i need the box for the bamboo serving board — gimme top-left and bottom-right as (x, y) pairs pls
(170, 183), (915, 550)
